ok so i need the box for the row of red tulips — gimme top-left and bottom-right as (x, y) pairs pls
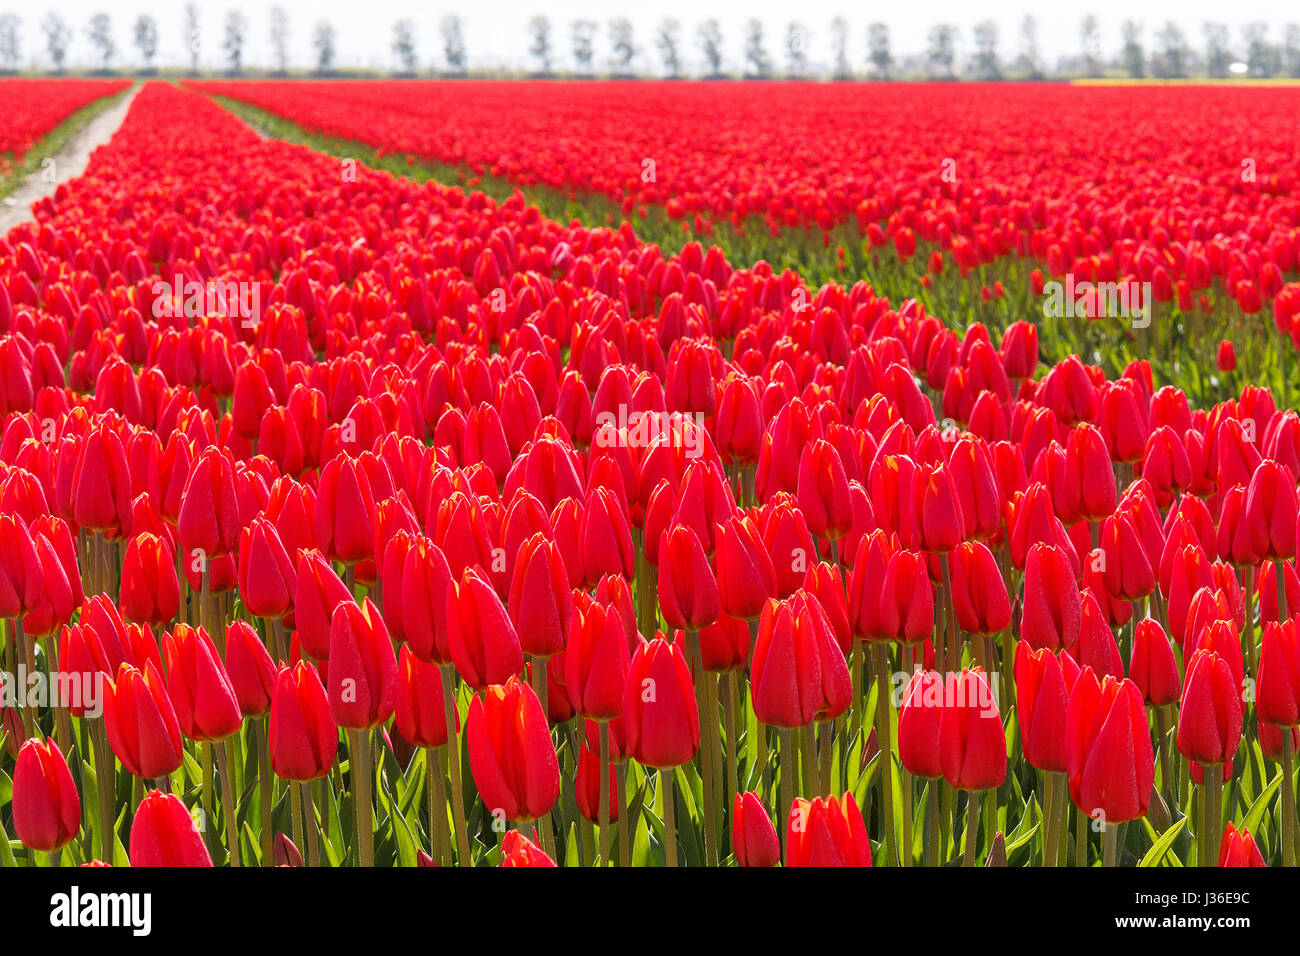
(0, 78), (131, 180)
(0, 81), (1297, 867)
(190, 80), (1300, 345)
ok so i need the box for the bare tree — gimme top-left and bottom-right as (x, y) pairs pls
(270, 6), (289, 74)
(655, 18), (682, 77)
(313, 20), (336, 73)
(1153, 22), (1187, 78)
(133, 14), (158, 69)
(441, 15), (466, 74)
(571, 20), (596, 74)
(867, 22), (892, 79)
(927, 24), (957, 79)
(972, 20), (1000, 79)
(44, 14), (70, 72)
(528, 16), (553, 75)
(829, 16), (849, 79)
(86, 13), (115, 70)
(0, 14), (20, 72)
(1243, 22), (1275, 77)
(184, 4), (199, 73)
(223, 10), (246, 74)
(392, 18), (417, 74)
(608, 18), (635, 75)
(1080, 15), (1101, 77)
(698, 19), (723, 77)
(1018, 15), (1043, 79)
(1121, 21), (1145, 78)
(786, 22), (807, 77)
(1285, 24), (1300, 77)
(744, 19), (770, 78)
(1203, 23), (1231, 78)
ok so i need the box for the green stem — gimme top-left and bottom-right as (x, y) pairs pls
(598, 721), (612, 867)
(349, 728), (374, 867)
(963, 790), (981, 866)
(440, 665), (472, 865)
(661, 768), (677, 867)
(214, 740), (241, 867)
(873, 643), (898, 866)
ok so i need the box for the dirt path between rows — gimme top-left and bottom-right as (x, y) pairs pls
(0, 84), (141, 235)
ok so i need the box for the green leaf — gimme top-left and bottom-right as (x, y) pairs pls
(1139, 816), (1187, 867)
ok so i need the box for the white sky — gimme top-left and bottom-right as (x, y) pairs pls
(8, 0), (1300, 72)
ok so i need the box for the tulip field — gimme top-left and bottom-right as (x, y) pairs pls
(2, 76), (1300, 877)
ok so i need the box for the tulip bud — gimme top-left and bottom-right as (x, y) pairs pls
(163, 624), (243, 742)
(269, 662), (337, 781)
(225, 620), (276, 718)
(467, 676), (559, 822)
(509, 532), (572, 658)
(751, 592), (851, 728)
(938, 668), (1006, 791)
(12, 738), (80, 851)
(623, 637), (698, 769)
(1177, 648), (1243, 765)
(1014, 644), (1077, 773)
(129, 790), (213, 867)
(732, 791), (780, 867)
(394, 645), (455, 749)
(447, 566), (522, 691)
(565, 601), (630, 721)
(328, 598), (398, 731)
(104, 661), (184, 779)
(657, 524), (720, 631)
(1065, 669), (1154, 823)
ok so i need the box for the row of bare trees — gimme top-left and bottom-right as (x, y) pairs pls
(2, 11), (1298, 79)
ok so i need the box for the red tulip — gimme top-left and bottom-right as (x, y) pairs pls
(12, 738), (80, 851)
(466, 675), (559, 821)
(129, 790), (213, 867)
(315, 454), (378, 565)
(898, 669), (944, 779)
(499, 828), (556, 867)
(177, 444), (240, 560)
(447, 566), (523, 691)
(1020, 543), (1082, 652)
(294, 549), (356, 660)
(623, 636), (699, 769)
(269, 662), (337, 781)
(912, 462), (965, 553)
(1258, 619), (1300, 728)
(237, 517), (297, 619)
(657, 523), (719, 631)
(1014, 643), (1078, 773)
(1219, 822), (1265, 867)
(1244, 460), (1298, 562)
(949, 540), (1011, 636)
(715, 513), (777, 621)
(119, 533), (180, 627)
(1065, 669), (1154, 822)
(225, 620), (276, 718)
(750, 592), (852, 728)
(508, 532), (572, 658)
(394, 645), (455, 748)
(732, 791), (780, 866)
(785, 793), (872, 867)
(847, 532), (933, 644)
(938, 668), (1006, 790)
(328, 597), (398, 730)
(797, 439), (853, 540)
(0, 512), (42, 619)
(163, 624), (243, 742)
(104, 661), (185, 779)
(1128, 618), (1181, 707)
(1177, 648), (1242, 766)
(565, 600), (630, 721)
